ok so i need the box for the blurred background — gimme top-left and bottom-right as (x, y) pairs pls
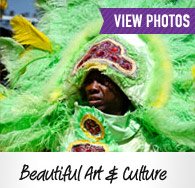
(0, 0), (38, 85)
(0, 0), (37, 30)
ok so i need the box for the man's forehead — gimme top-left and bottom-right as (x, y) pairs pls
(83, 70), (112, 84)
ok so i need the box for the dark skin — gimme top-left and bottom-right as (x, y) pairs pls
(0, 27), (12, 87)
(81, 70), (134, 115)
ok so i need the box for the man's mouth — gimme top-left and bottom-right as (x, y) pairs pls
(88, 100), (103, 106)
(87, 95), (103, 107)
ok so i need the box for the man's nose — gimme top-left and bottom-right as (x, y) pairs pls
(86, 80), (100, 94)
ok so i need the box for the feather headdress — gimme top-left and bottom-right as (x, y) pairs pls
(0, 0), (194, 152)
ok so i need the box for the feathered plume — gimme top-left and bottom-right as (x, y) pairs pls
(0, 0), (7, 10)
(10, 15), (52, 52)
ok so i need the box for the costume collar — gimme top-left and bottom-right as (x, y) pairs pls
(75, 102), (140, 143)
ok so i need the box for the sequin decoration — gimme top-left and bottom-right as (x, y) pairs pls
(81, 114), (105, 141)
(71, 143), (105, 152)
(73, 39), (136, 76)
(84, 119), (101, 136)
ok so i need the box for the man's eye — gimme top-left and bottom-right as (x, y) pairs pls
(101, 77), (110, 86)
(103, 81), (110, 86)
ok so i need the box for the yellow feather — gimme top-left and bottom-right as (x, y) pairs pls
(10, 15), (52, 52)
(0, 93), (6, 100)
(192, 65), (195, 80)
(49, 88), (63, 102)
(0, 0), (7, 10)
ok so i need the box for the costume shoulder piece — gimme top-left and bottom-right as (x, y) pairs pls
(0, 0), (194, 151)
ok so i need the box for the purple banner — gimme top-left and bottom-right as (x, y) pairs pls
(100, 8), (195, 34)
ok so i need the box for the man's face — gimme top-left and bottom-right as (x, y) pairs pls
(82, 70), (126, 115)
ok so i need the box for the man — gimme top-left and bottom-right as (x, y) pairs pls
(81, 69), (134, 115)
(60, 63), (153, 152)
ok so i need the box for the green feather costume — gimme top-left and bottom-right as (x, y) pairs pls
(0, 0), (194, 151)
